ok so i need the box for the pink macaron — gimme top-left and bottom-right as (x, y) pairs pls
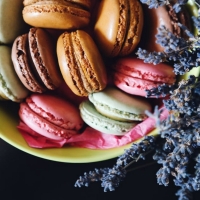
(19, 94), (84, 141)
(112, 57), (176, 97)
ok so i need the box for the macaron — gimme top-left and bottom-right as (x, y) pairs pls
(0, 0), (29, 44)
(140, 3), (192, 52)
(11, 28), (62, 93)
(79, 86), (152, 135)
(19, 94), (84, 140)
(23, 0), (94, 10)
(94, 0), (144, 57)
(57, 30), (107, 96)
(0, 45), (29, 102)
(22, 0), (91, 30)
(112, 57), (176, 97)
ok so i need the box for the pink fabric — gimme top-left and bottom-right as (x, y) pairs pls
(17, 81), (169, 149)
(17, 107), (169, 149)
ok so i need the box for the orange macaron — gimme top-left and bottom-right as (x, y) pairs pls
(94, 0), (144, 57)
(56, 30), (107, 96)
(22, 0), (93, 30)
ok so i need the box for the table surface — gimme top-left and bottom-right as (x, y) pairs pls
(0, 138), (200, 200)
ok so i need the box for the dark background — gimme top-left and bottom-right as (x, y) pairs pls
(1, 139), (200, 200)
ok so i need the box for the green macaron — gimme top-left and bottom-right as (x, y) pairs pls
(79, 86), (152, 135)
(0, 45), (29, 102)
(0, 0), (29, 44)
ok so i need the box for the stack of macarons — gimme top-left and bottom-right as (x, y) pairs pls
(0, 0), (29, 102)
(80, 86), (152, 135)
(1, 0), (193, 142)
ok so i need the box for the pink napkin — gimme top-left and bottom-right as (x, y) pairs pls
(17, 107), (168, 149)
(17, 81), (169, 149)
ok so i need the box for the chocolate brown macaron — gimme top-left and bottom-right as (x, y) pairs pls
(11, 28), (62, 93)
(22, 0), (92, 30)
(57, 30), (107, 96)
(140, 3), (192, 52)
(94, 0), (144, 57)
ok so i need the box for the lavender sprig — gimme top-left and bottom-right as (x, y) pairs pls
(139, 0), (189, 10)
(75, 136), (156, 192)
(75, 1), (200, 199)
(136, 22), (200, 75)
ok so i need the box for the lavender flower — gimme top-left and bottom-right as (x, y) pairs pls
(75, 1), (200, 199)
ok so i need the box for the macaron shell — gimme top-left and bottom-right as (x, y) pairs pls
(112, 58), (176, 97)
(0, 0), (28, 44)
(29, 28), (62, 90)
(66, 0), (94, 10)
(22, 1), (90, 30)
(94, 0), (122, 56)
(27, 94), (84, 131)
(19, 102), (77, 141)
(75, 30), (107, 91)
(113, 73), (165, 96)
(141, 5), (173, 52)
(89, 87), (152, 121)
(57, 31), (88, 96)
(23, 0), (93, 10)
(113, 58), (176, 84)
(11, 34), (46, 93)
(80, 100), (138, 135)
(57, 30), (107, 96)
(0, 46), (29, 102)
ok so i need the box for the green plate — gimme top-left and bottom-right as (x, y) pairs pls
(0, 100), (158, 163)
(0, 0), (198, 163)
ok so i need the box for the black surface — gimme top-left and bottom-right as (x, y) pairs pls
(0, 138), (200, 200)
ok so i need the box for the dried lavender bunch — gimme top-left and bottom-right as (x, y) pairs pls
(136, 23), (200, 75)
(140, 74), (200, 199)
(140, 0), (189, 12)
(75, 1), (200, 199)
(75, 136), (156, 192)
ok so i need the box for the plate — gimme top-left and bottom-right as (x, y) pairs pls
(0, 100), (158, 163)
(1, 0), (198, 164)
(0, 64), (199, 164)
